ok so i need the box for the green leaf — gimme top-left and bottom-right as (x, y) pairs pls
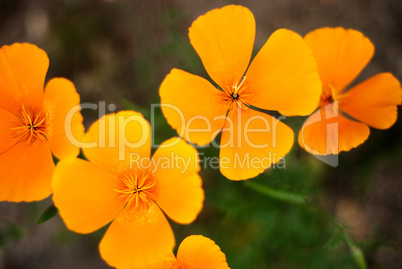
(37, 204), (58, 224)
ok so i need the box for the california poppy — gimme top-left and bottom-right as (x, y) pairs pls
(159, 5), (322, 180)
(298, 27), (402, 155)
(0, 43), (84, 202)
(129, 235), (230, 269)
(52, 111), (204, 268)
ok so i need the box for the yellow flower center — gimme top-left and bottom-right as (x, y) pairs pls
(114, 170), (157, 210)
(221, 76), (254, 114)
(12, 104), (48, 145)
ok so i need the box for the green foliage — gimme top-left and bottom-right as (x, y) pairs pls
(0, 223), (23, 249)
(325, 219), (349, 250)
(37, 204), (59, 225)
(122, 97), (150, 119)
(344, 234), (368, 269)
(244, 181), (306, 205)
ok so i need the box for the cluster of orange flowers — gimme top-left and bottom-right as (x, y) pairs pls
(0, 4), (400, 269)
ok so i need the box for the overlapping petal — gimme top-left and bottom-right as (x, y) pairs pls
(151, 137), (204, 224)
(52, 158), (124, 234)
(123, 254), (177, 269)
(298, 103), (370, 155)
(177, 235), (230, 269)
(0, 43), (48, 113)
(304, 27), (375, 94)
(99, 202), (175, 269)
(159, 69), (227, 146)
(219, 108), (294, 180)
(189, 5), (255, 88)
(44, 78), (85, 160)
(82, 111), (151, 174)
(339, 73), (402, 129)
(151, 137), (200, 177)
(0, 141), (53, 202)
(246, 29), (322, 116)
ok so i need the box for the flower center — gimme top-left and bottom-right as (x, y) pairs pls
(220, 76), (254, 115)
(319, 94), (334, 106)
(319, 84), (337, 107)
(230, 76), (246, 101)
(114, 170), (156, 210)
(12, 104), (48, 145)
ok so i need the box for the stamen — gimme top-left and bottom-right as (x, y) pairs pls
(231, 76), (246, 96)
(11, 104), (48, 146)
(114, 171), (156, 210)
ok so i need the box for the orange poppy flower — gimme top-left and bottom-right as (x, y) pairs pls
(52, 111), (204, 268)
(129, 235), (230, 269)
(298, 27), (402, 155)
(159, 5), (322, 180)
(0, 43), (84, 202)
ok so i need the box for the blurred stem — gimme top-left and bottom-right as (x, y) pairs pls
(344, 233), (367, 269)
(244, 181), (306, 205)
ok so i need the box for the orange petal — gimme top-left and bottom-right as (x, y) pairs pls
(0, 141), (53, 202)
(159, 69), (227, 146)
(304, 27), (374, 94)
(246, 29), (322, 116)
(0, 43), (48, 113)
(219, 107), (294, 180)
(99, 202), (175, 268)
(0, 108), (20, 154)
(52, 158), (124, 234)
(189, 5), (255, 88)
(82, 111), (151, 174)
(339, 73), (402, 129)
(44, 78), (85, 160)
(176, 235), (230, 269)
(126, 254), (177, 269)
(298, 103), (370, 155)
(151, 137), (204, 224)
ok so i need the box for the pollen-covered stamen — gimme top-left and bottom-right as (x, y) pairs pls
(220, 76), (254, 114)
(114, 170), (157, 210)
(11, 104), (48, 145)
(230, 76), (246, 99)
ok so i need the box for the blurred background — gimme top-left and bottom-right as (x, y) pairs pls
(1, 0), (402, 268)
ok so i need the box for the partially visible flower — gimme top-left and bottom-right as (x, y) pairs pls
(128, 235), (230, 269)
(52, 111), (204, 268)
(159, 5), (322, 180)
(0, 43), (84, 202)
(298, 27), (402, 155)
